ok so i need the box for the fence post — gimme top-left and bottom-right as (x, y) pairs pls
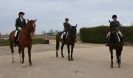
(43, 33), (49, 44)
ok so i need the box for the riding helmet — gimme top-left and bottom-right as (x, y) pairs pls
(65, 18), (69, 21)
(18, 12), (25, 16)
(112, 15), (117, 18)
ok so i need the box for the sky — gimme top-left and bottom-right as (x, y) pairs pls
(0, 0), (133, 34)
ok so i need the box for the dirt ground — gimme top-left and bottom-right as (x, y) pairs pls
(0, 41), (133, 78)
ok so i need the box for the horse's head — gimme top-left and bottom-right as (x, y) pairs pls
(110, 31), (119, 44)
(70, 24), (77, 34)
(27, 19), (36, 35)
(69, 24), (77, 39)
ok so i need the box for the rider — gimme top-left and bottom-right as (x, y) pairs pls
(106, 15), (123, 46)
(61, 18), (71, 41)
(14, 12), (26, 46)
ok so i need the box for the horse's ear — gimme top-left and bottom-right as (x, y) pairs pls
(34, 19), (37, 22)
(27, 19), (29, 22)
(76, 24), (77, 27)
(109, 20), (111, 23)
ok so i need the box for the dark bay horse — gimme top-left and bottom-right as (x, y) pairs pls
(9, 20), (36, 66)
(56, 25), (77, 61)
(108, 32), (123, 68)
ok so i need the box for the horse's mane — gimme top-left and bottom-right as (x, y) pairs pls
(110, 33), (119, 44)
(22, 20), (34, 31)
(25, 20), (34, 28)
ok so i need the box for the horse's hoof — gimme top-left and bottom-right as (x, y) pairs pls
(62, 56), (64, 58)
(118, 65), (121, 68)
(71, 58), (74, 61)
(22, 63), (26, 67)
(111, 66), (114, 68)
(56, 54), (58, 58)
(71, 59), (74, 61)
(29, 63), (33, 66)
(68, 59), (71, 61)
(12, 61), (15, 63)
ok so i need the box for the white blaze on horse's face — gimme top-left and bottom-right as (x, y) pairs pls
(32, 20), (36, 33)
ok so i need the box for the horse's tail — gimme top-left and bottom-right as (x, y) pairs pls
(9, 31), (15, 53)
(56, 34), (60, 51)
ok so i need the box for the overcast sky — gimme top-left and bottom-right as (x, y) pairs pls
(0, 0), (133, 34)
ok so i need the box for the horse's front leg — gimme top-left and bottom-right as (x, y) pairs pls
(28, 47), (32, 66)
(18, 46), (22, 63)
(56, 50), (58, 58)
(22, 48), (25, 65)
(109, 48), (113, 68)
(116, 49), (122, 68)
(61, 44), (64, 58)
(67, 44), (70, 61)
(71, 44), (75, 61)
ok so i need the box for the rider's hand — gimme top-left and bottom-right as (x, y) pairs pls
(16, 27), (19, 30)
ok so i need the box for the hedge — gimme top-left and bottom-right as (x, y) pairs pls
(0, 38), (46, 46)
(80, 26), (133, 43)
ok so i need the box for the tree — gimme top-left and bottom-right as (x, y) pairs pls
(41, 30), (46, 35)
(54, 30), (59, 34)
(48, 29), (54, 34)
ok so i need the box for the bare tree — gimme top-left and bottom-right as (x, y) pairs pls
(54, 30), (59, 34)
(48, 29), (54, 34)
(41, 30), (46, 35)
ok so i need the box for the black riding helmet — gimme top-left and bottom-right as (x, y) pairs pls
(112, 15), (117, 18)
(65, 18), (69, 21)
(18, 12), (25, 16)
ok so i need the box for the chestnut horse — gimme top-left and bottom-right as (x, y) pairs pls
(56, 25), (77, 61)
(9, 20), (36, 66)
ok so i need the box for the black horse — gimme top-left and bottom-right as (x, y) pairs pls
(56, 25), (77, 61)
(108, 32), (123, 68)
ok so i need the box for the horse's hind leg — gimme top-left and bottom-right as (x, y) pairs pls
(71, 44), (75, 61)
(61, 44), (64, 58)
(109, 48), (113, 68)
(10, 43), (14, 63)
(28, 47), (32, 66)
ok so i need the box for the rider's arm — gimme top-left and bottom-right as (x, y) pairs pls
(116, 21), (121, 31)
(15, 18), (19, 30)
(109, 21), (113, 32)
(23, 19), (26, 26)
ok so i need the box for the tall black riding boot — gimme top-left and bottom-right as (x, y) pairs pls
(63, 35), (66, 41)
(14, 37), (18, 47)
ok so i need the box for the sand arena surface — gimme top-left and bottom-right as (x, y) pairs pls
(0, 42), (133, 78)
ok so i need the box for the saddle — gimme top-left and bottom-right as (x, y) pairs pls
(109, 32), (123, 43)
(61, 31), (68, 41)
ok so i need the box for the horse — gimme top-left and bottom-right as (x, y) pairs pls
(108, 31), (123, 68)
(56, 25), (77, 61)
(9, 19), (36, 66)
